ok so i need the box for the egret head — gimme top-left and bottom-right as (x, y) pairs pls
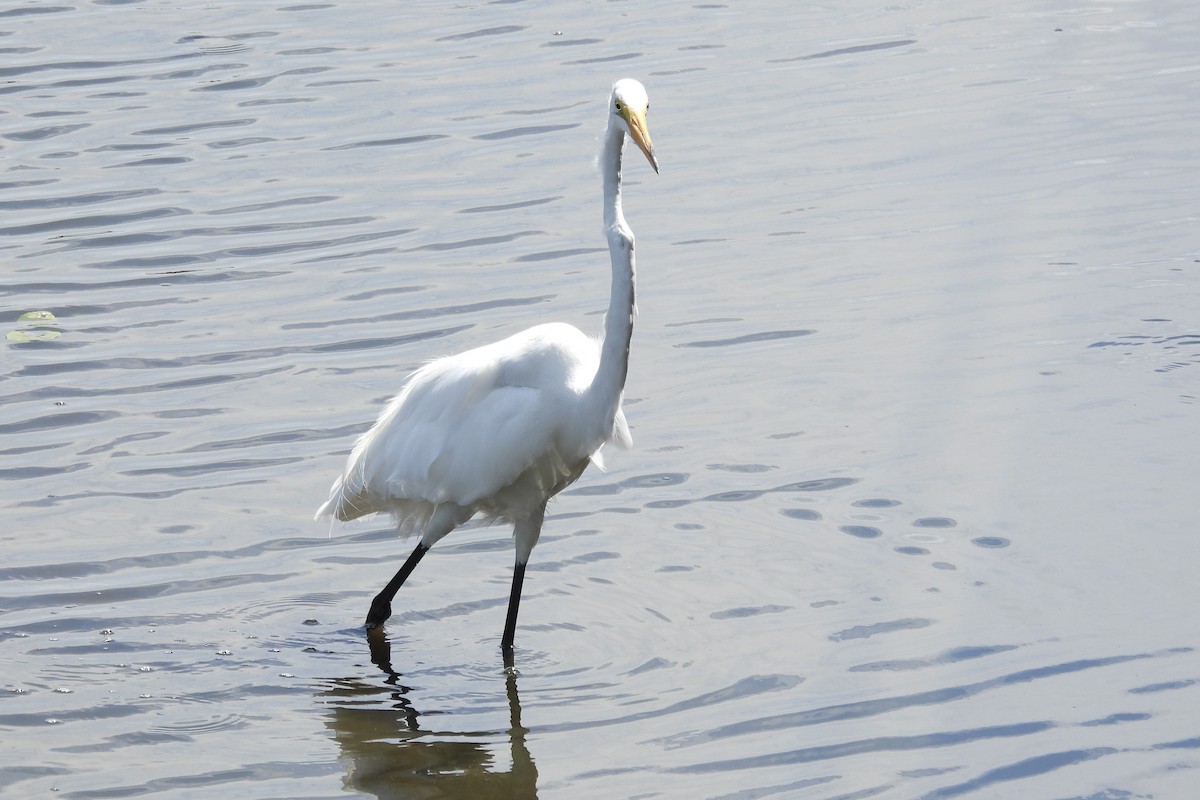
(611, 78), (658, 173)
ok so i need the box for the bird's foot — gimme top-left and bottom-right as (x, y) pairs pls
(364, 596), (392, 630)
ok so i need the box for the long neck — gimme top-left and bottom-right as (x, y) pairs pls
(586, 117), (636, 430)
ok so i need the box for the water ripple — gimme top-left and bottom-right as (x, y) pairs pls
(922, 748), (1119, 799)
(437, 25), (527, 42)
(675, 721), (1053, 774)
(322, 134), (449, 151)
(473, 124), (579, 141)
(676, 329), (815, 348)
(10, 325), (468, 378)
(659, 651), (1167, 750)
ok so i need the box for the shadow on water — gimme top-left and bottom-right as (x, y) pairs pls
(319, 630), (537, 800)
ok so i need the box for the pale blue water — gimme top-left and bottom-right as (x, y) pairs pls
(2, 1), (1198, 798)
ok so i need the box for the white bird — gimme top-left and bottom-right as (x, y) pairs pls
(316, 79), (658, 653)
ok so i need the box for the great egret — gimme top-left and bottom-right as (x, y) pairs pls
(316, 79), (658, 653)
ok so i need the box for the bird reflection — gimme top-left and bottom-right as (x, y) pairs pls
(320, 630), (537, 800)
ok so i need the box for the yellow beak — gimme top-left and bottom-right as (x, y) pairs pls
(622, 107), (659, 173)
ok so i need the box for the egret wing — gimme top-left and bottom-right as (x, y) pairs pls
(318, 351), (572, 522)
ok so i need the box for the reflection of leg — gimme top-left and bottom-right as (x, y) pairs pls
(505, 663), (539, 792)
(366, 542), (429, 629)
(366, 626), (396, 677)
(501, 560), (527, 653)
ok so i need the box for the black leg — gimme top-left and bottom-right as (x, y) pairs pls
(366, 542), (429, 629)
(501, 560), (527, 653)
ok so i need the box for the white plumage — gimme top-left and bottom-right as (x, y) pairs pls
(316, 323), (631, 537)
(316, 79), (657, 653)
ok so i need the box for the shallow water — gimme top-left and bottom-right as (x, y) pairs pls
(3, 1), (1199, 798)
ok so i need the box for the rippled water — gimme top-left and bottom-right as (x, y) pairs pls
(3, 1), (1199, 798)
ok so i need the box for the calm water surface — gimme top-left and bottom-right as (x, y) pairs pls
(3, 1), (1198, 798)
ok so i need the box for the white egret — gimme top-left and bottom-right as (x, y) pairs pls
(316, 79), (658, 653)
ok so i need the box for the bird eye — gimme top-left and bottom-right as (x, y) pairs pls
(614, 100), (623, 111)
